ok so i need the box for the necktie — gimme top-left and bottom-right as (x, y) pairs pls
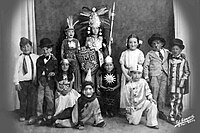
(22, 56), (28, 75)
(158, 51), (164, 60)
(22, 54), (34, 80)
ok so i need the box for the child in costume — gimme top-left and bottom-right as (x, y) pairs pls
(13, 37), (39, 122)
(119, 34), (144, 113)
(36, 38), (58, 124)
(40, 59), (80, 127)
(78, 6), (110, 86)
(98, 55), (120, 117)
(168, 38), (190, 124)
(61, 16), (81, 92)
(126, 65), (159, 129)
(72, 69), (106, 130)
(144, 33), (170, 120)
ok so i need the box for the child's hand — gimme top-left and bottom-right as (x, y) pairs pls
(179, 79), (185, 88)
(48, 72), (55, 77)
(15, 84), (22, 91)
(126, 75), (132, 82)
(145, 77), (150, 82)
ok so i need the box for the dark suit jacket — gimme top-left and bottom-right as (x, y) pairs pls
(36, 54), (58, 89)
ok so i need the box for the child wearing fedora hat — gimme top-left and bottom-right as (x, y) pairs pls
(168, 38), (190, 125)
(13, 37), (39, 122)
(125, 64), (159, 129)
(35, 38), (58, 125)
(144, 33), (170, 121)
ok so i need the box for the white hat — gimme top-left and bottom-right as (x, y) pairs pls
(85, 68), (92, 82)
(105, 56), (113, 64)
(129, 64), (143, 72)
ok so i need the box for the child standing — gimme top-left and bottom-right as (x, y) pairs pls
(144, 33), (170, 120)
(98, 56), (120, 117)
(61, 16), (81, 92)
(168, 39), (190, 124)
(119, 34), (144, 112)
(13, 37), (39, 122)
(126, 65), (159, 129)
(36, 38), (58, 124)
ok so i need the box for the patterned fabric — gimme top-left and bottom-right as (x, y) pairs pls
(85, 36), (105, 66)
(169, 93), (183, 122)
(99, 70), (119, 113)
(61, 38), (81, 92)
(168, 56), (190, 94)
(168, 54), (190, 122)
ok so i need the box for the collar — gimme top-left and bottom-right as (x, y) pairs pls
(172, 54), (182, 60)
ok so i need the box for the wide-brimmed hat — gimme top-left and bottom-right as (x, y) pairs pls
(172, 38), (185, 49)
(39, 38), (53, 48)
(148, 33), (166, 47)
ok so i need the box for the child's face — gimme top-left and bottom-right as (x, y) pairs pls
(21, 43), (32, 54)
(130, 71), (142, 82)
(92, 27), (99, 35)
(83, 85), (94, 98)
(59, 82), (70, 90)
(61, 62), (69, 72)
(42, 47), (52, 57)
(66, 30), (75, 39)
(151, 40), (164, 51)
(105, 62), (114, 73)
(128, 38), (138, 50)
(171, 45), (182, 57)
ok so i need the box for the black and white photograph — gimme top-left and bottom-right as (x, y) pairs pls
(0, 0), (200, 133)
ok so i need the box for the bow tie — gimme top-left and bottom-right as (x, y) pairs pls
(172, 56), (181, 60)
(45, 56), (50, 60)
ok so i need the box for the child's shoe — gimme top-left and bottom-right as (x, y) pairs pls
(27, 116), (37, 125)
(19, 117), (26, 122)
(75, 124), (84, 130)
(147, 125), (159, 129)
(95, 121), (106, 128)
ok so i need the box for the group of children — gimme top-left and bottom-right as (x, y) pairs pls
(13, 7), (190, 130)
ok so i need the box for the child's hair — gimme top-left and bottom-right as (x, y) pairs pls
(81, 81), (94, 92)
(19, 37), (32, 48)
(59, 60), (73, 82)
(126, 34), (141, 49)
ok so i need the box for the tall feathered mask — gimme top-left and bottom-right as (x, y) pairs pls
(79, 7), (110, 30)
(65, 16), (79, 31)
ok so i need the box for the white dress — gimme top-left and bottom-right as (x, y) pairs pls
(119, 49), (144, 108)
(54, 89), (80, 116)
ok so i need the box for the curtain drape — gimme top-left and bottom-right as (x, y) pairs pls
(8, 0), (36, 110)
(173, 0), (192, 110)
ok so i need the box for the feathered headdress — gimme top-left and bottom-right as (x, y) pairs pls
(65, 16), (79, 31)
(79, 6), (110, 30)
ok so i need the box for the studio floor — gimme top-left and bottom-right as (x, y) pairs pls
(6, 111), (177, 133)
(1, 108), (197, 133)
